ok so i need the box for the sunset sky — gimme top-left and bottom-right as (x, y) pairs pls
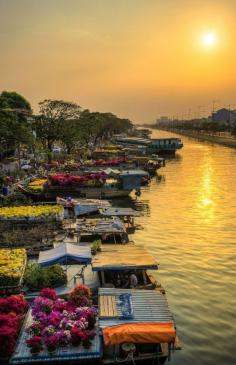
(1, 0), (236, 123)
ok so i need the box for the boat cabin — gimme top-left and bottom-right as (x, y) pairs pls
(92, 244), (159, 289)
(147, 138), (183, 154)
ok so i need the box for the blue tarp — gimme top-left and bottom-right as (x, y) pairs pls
(38, 243), (92, 267)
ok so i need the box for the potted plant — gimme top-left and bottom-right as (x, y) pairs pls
(26, 336), (43, 355)
(81, 330), (96, 349)
(70, 327), (83, 346)
(44, 334), (59, 354)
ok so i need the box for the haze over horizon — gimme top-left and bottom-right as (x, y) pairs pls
(1, 0), (236, 123)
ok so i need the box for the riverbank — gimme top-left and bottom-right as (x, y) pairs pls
(154, 128), (236, 149)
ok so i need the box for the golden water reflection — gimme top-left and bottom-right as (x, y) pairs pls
(197, 156), (216, 224)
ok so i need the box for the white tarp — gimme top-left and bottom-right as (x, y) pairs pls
(38, 242), (91, 267)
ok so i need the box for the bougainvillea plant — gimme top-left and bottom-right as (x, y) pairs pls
(25, 285), (97, 355)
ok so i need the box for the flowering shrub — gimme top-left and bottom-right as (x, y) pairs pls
(24, 263), (67, 291)
(0, 248), (26, 287)
(0, 295), (28, 359)
(26, 286), (97, 354)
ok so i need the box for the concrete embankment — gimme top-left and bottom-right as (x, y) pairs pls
(156, 128), (236, 149)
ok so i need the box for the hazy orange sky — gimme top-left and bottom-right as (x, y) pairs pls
(1, 0), (236, 123)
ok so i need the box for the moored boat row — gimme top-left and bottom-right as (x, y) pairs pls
(0, 130), (183, 364)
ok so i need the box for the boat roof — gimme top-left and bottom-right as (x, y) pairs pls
(116, 137), (151, 145)
(92, 244), (158, 271)
(38, 242), (92, 267)
(151, 138), (181, 141)
(76, 218), (126, 234)
(98, 287), (175, 327)
(99, 288), (176, 346)
(99, 207), (140, 217)
(119, 169), (149, 177)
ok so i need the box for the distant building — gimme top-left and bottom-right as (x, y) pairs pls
(156, 116), (171, 125)
(212, 108), (236, 126)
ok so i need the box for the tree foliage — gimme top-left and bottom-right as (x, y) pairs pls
(0, 91), (31, 112)
(0, 91), (33, 158)
(0, 93), (134, 161)
(34, 99), (81, 160)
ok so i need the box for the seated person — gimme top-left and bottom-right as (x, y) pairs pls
(130, 272), (138, 288)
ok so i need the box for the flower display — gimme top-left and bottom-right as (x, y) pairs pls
(26, 286), (97, 355)
(83, 158), (125, 166)
(0, 249), (26, 287)
(28, 179), (47, 192)
(48, 172), (107, 187)
(0, 295), (28, 359)
(0, 205), (64, 221)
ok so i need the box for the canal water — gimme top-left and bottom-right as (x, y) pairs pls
(126, 130), (236, 365)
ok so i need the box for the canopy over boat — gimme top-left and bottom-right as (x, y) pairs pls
(99, 207), (140, 217)
(92, 245), (158, 271)
(99, 288), (176, 345)
(38, 243), (92, 267)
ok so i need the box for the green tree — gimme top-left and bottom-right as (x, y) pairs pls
(78, 110), (132, 145)
(0, 91), (33, 160)
(0, 91), (31, 112)
(34, 99), (81, 161)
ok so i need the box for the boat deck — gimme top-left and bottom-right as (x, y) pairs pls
(10, 312), (101, 364)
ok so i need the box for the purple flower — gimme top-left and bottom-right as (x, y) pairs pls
(47, 311), (62, 327)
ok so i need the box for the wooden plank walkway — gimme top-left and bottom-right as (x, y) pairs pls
(99, 295), (118, 318)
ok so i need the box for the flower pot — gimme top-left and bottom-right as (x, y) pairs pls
(47, 348), (56, 355)
(30, 349), (41, 356)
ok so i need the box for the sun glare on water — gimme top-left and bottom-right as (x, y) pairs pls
(201, 32), (216, 47)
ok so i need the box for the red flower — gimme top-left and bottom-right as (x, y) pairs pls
(27, 336), (43, 352)
(0, 325), (17, 357)
(70, 327), (83, 346)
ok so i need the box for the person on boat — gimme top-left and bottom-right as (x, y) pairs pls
(115, 273), (122, 287)
(130, 272), (138, 288)
(122, 272), (138, 289)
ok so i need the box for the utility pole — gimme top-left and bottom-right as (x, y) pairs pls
(212, 100), (218, 122)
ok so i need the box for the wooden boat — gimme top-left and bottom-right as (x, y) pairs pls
(115, 136), (183, 155)
(90, 244), (177, 363)
(63, 217), (129, 244)
(18, 170), (148, 201)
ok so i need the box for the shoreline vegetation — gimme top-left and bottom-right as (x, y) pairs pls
(153, 127), (236, 149)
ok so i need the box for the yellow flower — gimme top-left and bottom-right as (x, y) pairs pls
(0, 248), (26, 287)
(0, 205), (63, 219)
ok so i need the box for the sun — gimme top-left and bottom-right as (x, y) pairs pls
(201, 32), (216, 47)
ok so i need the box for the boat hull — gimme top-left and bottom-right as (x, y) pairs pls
(18, 185), (131, 200)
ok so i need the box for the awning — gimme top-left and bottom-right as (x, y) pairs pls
(103, 322), (176, 345)
(92, 245), (158, 271)
(38, 243), (91, 267)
